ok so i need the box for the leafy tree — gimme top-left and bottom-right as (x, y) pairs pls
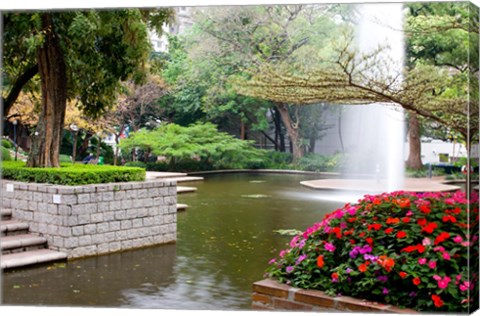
(235, 22), (478, 154)
(163, 5), (345, 161)
(119, 122), (265, 169)
(404, 2), (479, 169)
(3, 8), (174, 167)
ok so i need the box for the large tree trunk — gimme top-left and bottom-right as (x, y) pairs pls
(27, 14), (67, 168)
(275, 103), (304, 162)
(406, 112), (423, 170)
(272, 107), (286, 152)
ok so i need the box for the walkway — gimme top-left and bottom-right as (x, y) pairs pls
(300, 177), (461, 193)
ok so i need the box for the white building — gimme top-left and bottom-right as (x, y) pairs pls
(149, 7), (194, 53)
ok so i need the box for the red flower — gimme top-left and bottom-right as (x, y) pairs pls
(452, 207), (462, 215)
(366, 237), (373, 245)
(399, 271), (408, 278)
(317, 255), (324, 268)
(417, 218), (427, 226)
(400, 244), (424, 254)
(347, 217), (357, 223)
(377, 255), (395, 272)
(413, 277), (421, 286)
(434, 232), (450, 245)
(401, 245), (417, 253)
(368, 223), (382, 231)
(373, 198), (382, 205)
(419, 205), (431, 214)
(331, 227), (342, 239)
(359, 263), (368, 273)
(422, 222), (438, 234)
(359, 232), (366, 237)
(442, 215), (457, 223)
(432, 294), (444, 308)
(402, 217), (410, 223)
(349, 239), (356, 245)
(386, 217), (400, 224)
(384, 227), (394, 234)
(331, 272), (339, 280)
(398, 198), (411, 208)
(396, 231), (407, 239)
(416, 244), (426, 254)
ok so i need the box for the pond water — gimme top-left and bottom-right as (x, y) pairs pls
(1, 173), (346, 310)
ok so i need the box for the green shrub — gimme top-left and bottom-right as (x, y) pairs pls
(2, 139), (13, 149)
(59, 154), (72, 163)
(1, 146), (12, 161)
(125, 161), (147, 169)
(1, 161), (145, 185)
(297, 153), (344, 172)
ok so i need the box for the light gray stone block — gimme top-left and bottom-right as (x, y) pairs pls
(79, 235), (92, 246)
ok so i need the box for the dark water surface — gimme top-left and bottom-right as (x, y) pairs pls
(1, 173), (345, 310)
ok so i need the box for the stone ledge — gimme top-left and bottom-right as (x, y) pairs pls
(252, 279), (418, 314)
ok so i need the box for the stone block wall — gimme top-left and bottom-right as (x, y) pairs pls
(252, 279), (418, 313)
(1, 179), (177, 258)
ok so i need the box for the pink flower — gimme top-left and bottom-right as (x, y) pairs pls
(433, 246), (445, 252)
(268, 258), (276, 264)
(422, 237), (432, 246)
(428, 261), (437, 269)
(442, 252), (451, 260)
(459, 282), (469, 292)
(279, 250), (287, 258)
(406, 210), (414, 216)
(453, 235), (463, 243)
(434, 276), (451, 289)
(325, 242), (336, 252)
(418, 258), (427, 265)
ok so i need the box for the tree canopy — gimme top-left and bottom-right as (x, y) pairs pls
(2, 8), (174, 167)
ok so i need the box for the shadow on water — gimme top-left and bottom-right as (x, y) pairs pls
(2, 173), (345, 310)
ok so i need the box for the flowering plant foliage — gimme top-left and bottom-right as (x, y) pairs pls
(266, 190), (479, 312)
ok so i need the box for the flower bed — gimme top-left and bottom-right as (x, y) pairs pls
(266, 190), (479, 312)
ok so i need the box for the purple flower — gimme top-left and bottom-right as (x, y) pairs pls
(409, 292), (417, 298)
(349, 248), (359, 259)
(362, 244), (372, 254)
(364, 254), (378, 261)
(286, 266), (294, 273)
(382, 288), (389, 295)
(377, 276), (388, 283)
(346, 268), (353, 274)
(296, 254), (307, 265)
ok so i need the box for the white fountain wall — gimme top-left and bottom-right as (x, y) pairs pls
(342, 3), (406, 192)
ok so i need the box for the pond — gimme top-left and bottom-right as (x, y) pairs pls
(1, 173), (346, 310)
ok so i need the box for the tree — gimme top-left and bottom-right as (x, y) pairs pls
(235, 29), (478, 152)
(169, 5), (345, 161)
(3, 9), (174, 167)
(404, 2), (479, 169)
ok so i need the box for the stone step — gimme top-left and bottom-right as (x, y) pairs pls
(146, 171), (188, 180)
(1, 234), (48, 254)
(1, 220), (30, 236)
(1, 249), (68, 270)
(177, 186), (197, 194)
(177, 204), (188, 211)
(1, 208), (12, 220)
(168, 176), (204, 183)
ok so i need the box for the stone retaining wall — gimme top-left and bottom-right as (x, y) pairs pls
(1, 179), (177, 258)
(252, 279), (418, 313)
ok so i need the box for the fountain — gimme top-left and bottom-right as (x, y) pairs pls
(343, 3), (406, 192)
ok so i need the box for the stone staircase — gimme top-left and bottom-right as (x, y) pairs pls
(1, 208), (68, 270)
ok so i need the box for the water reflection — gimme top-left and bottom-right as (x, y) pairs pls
(2, 173), (344, 310)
